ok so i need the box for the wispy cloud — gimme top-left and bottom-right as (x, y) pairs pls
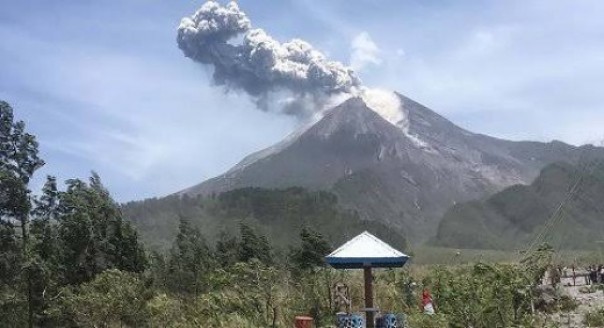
(350, 31), (382, 71)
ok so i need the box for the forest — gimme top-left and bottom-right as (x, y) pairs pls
(0, 99), (583, 328)
(122, 187), (408, 253)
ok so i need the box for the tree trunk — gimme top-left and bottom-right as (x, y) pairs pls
(19, 213), (34, 328)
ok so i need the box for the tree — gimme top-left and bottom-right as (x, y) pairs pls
(167, 218), (213, 295)
(31, 176), (60, 263)
(58, 173), (147, 286)
(289, 227), (332, 272)
(27, 177), (62, 326)
(0, 170), (31, 325)
(0, 217), (26, 326)
(0, 101), (44, 244)
(0, 102), (44, 183)
(1, 101), (149, 326)
(238, 223), (273, 266)
(16, 173), (148, 325)
(0, 101), (45, 328)
(215, 230), (239, 268)
(0, 170), (29, 226)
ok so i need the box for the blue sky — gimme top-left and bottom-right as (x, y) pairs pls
(1, 0), (603, 201)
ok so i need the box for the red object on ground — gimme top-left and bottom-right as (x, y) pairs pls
(421, 289), (432, 307)
(294, 316), (313, 328)
(421, 288), (435, 314)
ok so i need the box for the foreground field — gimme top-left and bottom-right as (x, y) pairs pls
(537, 277), (604, 328)
(411, 247), (604, 266)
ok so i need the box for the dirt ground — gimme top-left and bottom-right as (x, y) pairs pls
(543, 276), (604, 328)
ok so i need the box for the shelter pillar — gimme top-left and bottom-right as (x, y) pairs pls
(364, 266), (374, 328)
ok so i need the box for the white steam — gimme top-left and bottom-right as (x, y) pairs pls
(360, 88), (405, 127)
(360, 88), (430, 148)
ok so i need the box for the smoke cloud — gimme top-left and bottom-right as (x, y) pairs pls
(177, 1), (362, 116)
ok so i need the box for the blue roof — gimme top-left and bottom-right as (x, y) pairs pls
(325, 231), (410, 269)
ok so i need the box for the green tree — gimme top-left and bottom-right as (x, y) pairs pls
(0, 100), (44, 250)
(27, 176), (62, 326)
(31, 176), (60, 263)
(289, 227), (332, 272)
(0, 101), (45, 328)
(0, 102), (149, 326)
(167, 218), (213, 295)
(215, 230), (239, 268)
(0, 101), (44, 184)
(58, 173), (147, 286)
(148, 250), (169, 292)
(0, 218), (27, 327)
(237, 223), (273, 266)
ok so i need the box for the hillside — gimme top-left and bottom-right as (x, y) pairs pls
(122, 187), (407, 252)
(179, 94), (604, 243)
(434, 161), (604, 250)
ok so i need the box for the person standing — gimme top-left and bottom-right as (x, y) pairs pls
(589, 266), (597, 285)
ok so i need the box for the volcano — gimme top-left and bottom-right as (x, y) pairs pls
(180, 93), (604, 243)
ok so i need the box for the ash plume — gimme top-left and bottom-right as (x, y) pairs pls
(177, 0), (362, 116)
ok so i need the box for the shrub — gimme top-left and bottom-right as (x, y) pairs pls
(53, 270), (150, 327)
(584, 308), (604, 327)
(406, 313), (449, 328)
(558, 295), (578, 312)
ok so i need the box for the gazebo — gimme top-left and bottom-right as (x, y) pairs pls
(325, 231), (410, 328)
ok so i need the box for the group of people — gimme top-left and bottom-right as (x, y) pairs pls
(586, 265), (604, 285)
(544, 265), (604, 286)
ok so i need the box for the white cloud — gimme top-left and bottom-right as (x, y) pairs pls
(350, 31), (382, 71)
(354, 1), (604, 147)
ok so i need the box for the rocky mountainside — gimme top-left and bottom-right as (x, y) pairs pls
(180, 93), (604, 243)
(434, 161), (604, 250)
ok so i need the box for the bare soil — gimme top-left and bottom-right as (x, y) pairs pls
(544, 276), (604, 328)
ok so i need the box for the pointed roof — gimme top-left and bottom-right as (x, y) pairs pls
(325, 231), (410, 269)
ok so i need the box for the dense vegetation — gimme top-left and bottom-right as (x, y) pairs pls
(435, 161), (604, 250)
(0, 101), (146, 327)
(122, 187), (408, 252)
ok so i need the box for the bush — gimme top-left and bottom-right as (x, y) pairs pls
(52, 270), (150, 327)
(422, 263), (534, 328)
(406, 313), (449, 328)
(148, 293), (188, 327)
(584, 308), (604, 327)
(558, 295), (578, 312)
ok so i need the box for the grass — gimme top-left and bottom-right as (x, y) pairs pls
(409, 246), (604, 266)
(408, 246), (517, 265)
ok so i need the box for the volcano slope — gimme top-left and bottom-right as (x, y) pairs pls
(434, 161), (604, 250)
(176, 94), (603, 244)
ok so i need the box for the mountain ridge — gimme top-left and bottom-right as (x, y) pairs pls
(176, 93), (604, 243)
(434, 161), (604, 250)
